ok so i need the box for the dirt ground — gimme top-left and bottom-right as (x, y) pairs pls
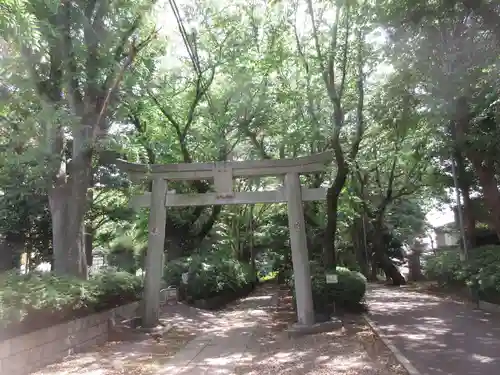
(33, 303), (219, 375)
(34, 284), (408, 375)
(232, 285), (408, 375)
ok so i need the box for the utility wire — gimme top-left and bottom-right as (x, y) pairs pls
(168, 0), (217, 121)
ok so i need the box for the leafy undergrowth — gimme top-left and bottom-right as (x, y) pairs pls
(163, 254), (255, 302)
(0, 268), (143, 339)
(423, 246), (500, 304)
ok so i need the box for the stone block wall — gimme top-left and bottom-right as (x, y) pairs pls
(0, 301), (140, 375)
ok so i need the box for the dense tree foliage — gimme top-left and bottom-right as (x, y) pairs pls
(1, 0), (499, 289)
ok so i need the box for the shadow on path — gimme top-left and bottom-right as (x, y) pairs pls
(164, 284), (404, 375)
(366, 284), (500, 375)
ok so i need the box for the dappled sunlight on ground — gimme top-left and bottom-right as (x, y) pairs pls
(229, 286), (406, 375)
(35, 284), (409, 375)
(366, 284), (500, 375)
(33, 303), (208, 375)
(234, 331), (382, 375)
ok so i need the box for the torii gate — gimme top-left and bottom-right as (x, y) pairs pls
(115, 152), (332, 329)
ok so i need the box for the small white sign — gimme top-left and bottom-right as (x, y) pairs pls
(326, 273), (338, 284)
(181, 272), (189, 284)
(165, 288), (178, 300)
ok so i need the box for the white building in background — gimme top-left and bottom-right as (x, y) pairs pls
(433, 223), (460, 248)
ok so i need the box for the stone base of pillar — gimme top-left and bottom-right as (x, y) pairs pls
(286, 317), (342, 338)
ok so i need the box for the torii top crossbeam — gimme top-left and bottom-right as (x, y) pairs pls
(114, 151), (333, 181)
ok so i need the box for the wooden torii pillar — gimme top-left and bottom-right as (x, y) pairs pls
(116, 152), (332, 328)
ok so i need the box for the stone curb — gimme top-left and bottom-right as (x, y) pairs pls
(363, 314), (422, 375)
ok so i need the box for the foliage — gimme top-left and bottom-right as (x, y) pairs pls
(3, 0), (493, 304)
(310, 265), (367, 311)
(424, 246), (500, 303)
(163, 254), (254, 300)
(106, 236), (144, 273)
(0, 268), (142, 335)
(289, 263), (367, 312)
(423, 249), (464, 286)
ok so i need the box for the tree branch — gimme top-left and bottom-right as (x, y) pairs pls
(349, 25), (365, 160)
(61, 0), (83, 116)
(339, 4), (351, 101)
(183, 66), (216, 140)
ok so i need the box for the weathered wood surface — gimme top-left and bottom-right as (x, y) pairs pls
(285, 172), (314, 326)
(115, 152), (333, 181)
(142, 178), (168, 328)
(129, 187), (327, 209)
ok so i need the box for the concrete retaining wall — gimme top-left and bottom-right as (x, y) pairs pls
(0, 301), (140, 375)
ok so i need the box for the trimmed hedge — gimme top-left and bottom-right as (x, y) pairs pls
(163, 255), (254, 301)
(423, 245), (500, 304)
(0, 268), (143, 338)
(311, 266), (367, 311)
(290, 264), (367, 313)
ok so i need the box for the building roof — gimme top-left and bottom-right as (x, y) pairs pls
(434, 222), (457, 233)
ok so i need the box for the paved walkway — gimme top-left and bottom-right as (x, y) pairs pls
(157, 286), (279, 375)
(158, 284), (401, 375)
(366, 285), (500, 375)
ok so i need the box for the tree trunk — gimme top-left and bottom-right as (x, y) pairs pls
(454, 96), (500, 240)
(454, 149), (476, 248)
(408, 250), (423, 282)
(377, 252), (406, 286)
(473, 164), (500, 240)
(85, 224), (93, 267)
(370, 257), (378, 281)
(323, 166), (348, 269)
(372, 219), (406, 286)
(352, 218), (369, 277)
(49, 185), (88, 278)
(0, 240), (22, 272)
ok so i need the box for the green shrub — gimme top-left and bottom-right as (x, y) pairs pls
(163, 258), (191, 287)
(423, 245), (500, 303)
(107, 237), (140, 273)
(423, 249), (464, 286)
(163, 255), (254, 300)
(0, 269), (143, 335)
(290, 264), (367, 312)
(311, 266), (367, 311)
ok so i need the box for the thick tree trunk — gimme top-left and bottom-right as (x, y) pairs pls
(454, 150), (476, 248)
(0, 240), (22, 272)
(370, 257), (378, 281)
(323, 166), (348, 269)
(85, 224), (93, 267)
(352, 218), (369, 277)
(454, 96), (500, 240)
(372, 219), (406, 286)
(377, 252), (406, 286)
(473, 164), (500, 240)
(408, 250), (423, 282)
(49, 166), (91, 279)
(49, 187), (88, 278)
